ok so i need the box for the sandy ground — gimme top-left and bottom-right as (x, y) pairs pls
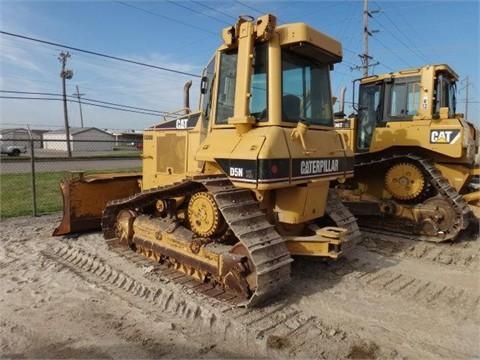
(1, 214), (479, 359)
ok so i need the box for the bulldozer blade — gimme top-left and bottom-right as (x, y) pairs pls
(53, 172), (142, 236)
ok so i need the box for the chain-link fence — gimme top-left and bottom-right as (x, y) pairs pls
(0, 136), (141, 219)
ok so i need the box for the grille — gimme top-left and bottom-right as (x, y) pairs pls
(156, 134), (185, 174)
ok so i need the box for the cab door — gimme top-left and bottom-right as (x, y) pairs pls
(357, 82), (382, 151)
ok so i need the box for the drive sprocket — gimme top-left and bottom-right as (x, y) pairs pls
(385, 162), (426, 201)
(187, 191), (227, 238)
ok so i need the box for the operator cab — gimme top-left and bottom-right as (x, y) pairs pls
(354, 64), (458, 151)
(198, 16), (342, 132)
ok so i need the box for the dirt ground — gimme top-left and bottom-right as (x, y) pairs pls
(1, 214), (479, 359)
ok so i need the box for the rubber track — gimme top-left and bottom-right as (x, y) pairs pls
(354, 153), (473, 242)
(102, 179), (199, 239)
(101, 176), (292, 307)
(201, 178), (292, 306)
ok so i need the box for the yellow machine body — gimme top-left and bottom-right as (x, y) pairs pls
(55, 15), (359, 305)
(334, 64), (479, 241)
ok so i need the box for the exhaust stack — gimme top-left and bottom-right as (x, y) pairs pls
(338, 86), (346, 116)
(184, 80), (192, 114)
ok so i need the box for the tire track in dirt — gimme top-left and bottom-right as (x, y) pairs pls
(2, 214), (478, 358)
(360, 231), (480, 269)
(324, 245), (480, 321)
(39, 241), (390, 359)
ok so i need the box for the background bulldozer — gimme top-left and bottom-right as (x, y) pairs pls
(333, 64), (479, 242)
(54, 14), (360, 306)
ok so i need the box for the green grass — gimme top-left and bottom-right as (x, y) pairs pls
(0, 168), (141, 218)
(0, 172), (66, 218)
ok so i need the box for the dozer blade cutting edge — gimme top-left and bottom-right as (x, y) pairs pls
(53, 171), (142, 236)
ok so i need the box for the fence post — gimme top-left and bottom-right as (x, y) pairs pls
(30, 137), (37, 217)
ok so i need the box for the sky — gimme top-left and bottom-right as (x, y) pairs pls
(0, 0), (478, 131)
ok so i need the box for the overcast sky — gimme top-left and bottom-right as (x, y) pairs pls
(0, 0), (478, 131)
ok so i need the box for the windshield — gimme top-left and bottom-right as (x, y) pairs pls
(281, 49), (333, 126)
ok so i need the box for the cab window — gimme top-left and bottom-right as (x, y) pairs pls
(215, 44), (268, 125)
(435, 73), (456, 117)
(386, 76), (420, 120)
(201, 56), (215, 129)
(250, 43), (268, 121)
(281, 49), (332, 126)
(215, 51), (237, 124)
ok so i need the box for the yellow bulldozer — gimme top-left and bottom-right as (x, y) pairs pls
(333, 64), (479, 242)
(53, 14), (360, 306)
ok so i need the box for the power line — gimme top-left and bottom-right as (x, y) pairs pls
(233, 0), (288, 24)
(1, 90), (62, 97)
(81, 97), (169, 115)
(339, 59), (358, 67)
(382, 2), (431, 62)
(0, 96), (168, 117)
(379, 7), (430, 63)
(371, 16), (428, 64)
(371, 36), (413, 68)
(233, 0), (264, 15)
(166, 0), (229, 25)
(191, 1), (237, 21)
(344, 47), (358, 55)
(115, 1), (217, 37)
(0, 30), (201, 78)
(378, 62), (395, 72)
(1, 74), (185, 97)
(0, 90), (170, 114)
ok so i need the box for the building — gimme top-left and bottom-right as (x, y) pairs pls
(106, 129), (143, 147)
(43, 127), (115, 152)
(0, 128), (43, 148)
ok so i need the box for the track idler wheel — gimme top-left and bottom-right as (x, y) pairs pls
(385, 162), (426, 201)
(115, 209), (137, 245)
(187, 192), (227, 238)
(420, 197), (457, 236)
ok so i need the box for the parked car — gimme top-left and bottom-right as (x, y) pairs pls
(1, 144), (27, 156)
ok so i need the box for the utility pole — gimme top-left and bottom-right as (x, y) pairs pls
(59, 51), (73, 158)
(465, 76), (470, 120)
(362, 0), (370, 77)
(73, 85), (85, 127)
(353, 0), (380, 76)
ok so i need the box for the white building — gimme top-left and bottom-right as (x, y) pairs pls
(106, 129), (143, 146)
(43, 127), (115, 152)
(0, 128), (43, 148)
